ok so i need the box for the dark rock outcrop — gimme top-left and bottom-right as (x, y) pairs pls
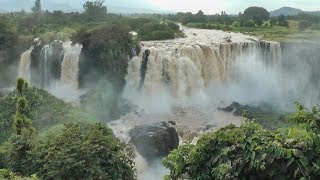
(130, 121), (179, 161)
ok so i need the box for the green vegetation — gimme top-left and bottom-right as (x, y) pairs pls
(219, 102), (287, 130)
(71, 23), (135, 88)
(165, 6), (320, 42)
(163, 104), (320, 179)
(138, 22), (184, 41)
(83, 0), (107, 21)
(0, 169), (37, 180)
(29, 123), (135, 179)
(0, 0), (184, 87)
(1, 1), (320, 179)
(242, 6), (270, 27)
(0, 79), (136, 179)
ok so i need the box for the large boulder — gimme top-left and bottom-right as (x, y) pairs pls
(130, 121), (179, 160)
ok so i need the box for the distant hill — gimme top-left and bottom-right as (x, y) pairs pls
(270, 6), (320, 17)
(270, 7), (303, 17)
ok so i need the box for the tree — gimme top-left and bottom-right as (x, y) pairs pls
(243, 6), (270, 27)
(14, 79), (31, 135)
(278, 15), (289, 28)
(195, 10), (206, 23)
(71, 24), (135, 88)
(180, 12), (193, 25)
(2, 79), (35, 176)
(31, 0), (42, 15)
(30, 123), (135, 179)
(83, 0), (107, 20)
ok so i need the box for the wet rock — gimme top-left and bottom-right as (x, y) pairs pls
(168, 120), (176, 126)
(218, 101), (241, 113)
(130, 121), (179, 161)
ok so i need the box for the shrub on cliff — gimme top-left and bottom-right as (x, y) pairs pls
(163, 105), (320, 179)
(138, 22), (183, 41)
(71, 23), (134, 88)
(30, 122), (135, 179)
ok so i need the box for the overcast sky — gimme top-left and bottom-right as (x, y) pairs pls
(0, 0), (319, 14)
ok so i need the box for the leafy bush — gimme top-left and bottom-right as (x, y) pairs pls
(163, 117), (320, 179)
(243, 20), (256, 27)
(138, 22), (183, 41)
(288, 103), (320, 131)
(72, 23), (134, 88)
(28, 122), (135, 179)
(0, 169), (37, 180)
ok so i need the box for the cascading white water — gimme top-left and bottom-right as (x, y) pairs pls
(40, 44), (53, 87)
(17, 41), (83, 104)
(123, 42), (282, 112)
(18, 46), (34, 82)
(60, 42), (82, 89)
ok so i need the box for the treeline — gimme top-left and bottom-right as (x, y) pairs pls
(164, 7), (290, 28)
(163, 6), (320, 32)
(288, 13), (320, 31)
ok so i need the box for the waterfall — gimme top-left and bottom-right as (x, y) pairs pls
(18, 46), (34, 82)
(123, 42), (282, 112)
(18, 41), (82, 91)
(61, 42), (82, 89)
(40, 44), (53, 87)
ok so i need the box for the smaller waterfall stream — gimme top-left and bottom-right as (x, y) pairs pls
(17, 41), (83, 104)
(18, 46), (34, 82)
(61, 42), (82, 89)
(40, 44), (53, 87)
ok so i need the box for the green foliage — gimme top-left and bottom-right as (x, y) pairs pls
(30, 122), (135, 179)
(0, 169), (37, 180)
(243, 6), (270, 27)
(164, 118), (320, 179)
(288, 103), (320, 131)
(31, 0), (42, 15)
(2, 132), (35, 176)
(243, 20), (256, 27)
(126, 18), (158, 31)
(0, 17), (19, 87)
(138, 22), (183, 41)
(0, 82), (134, 178)
(0, 78), (35, 175)
(278, 15), (289, 27)
(83, 0), (107, 21)
(16, 78), (25, 96)
(72, 23), (134, 88)
(0, 87), (72, 142)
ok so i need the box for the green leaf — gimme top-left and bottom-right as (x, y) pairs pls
(287, 158), (294, 167)
(299, 156), (309, 166)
